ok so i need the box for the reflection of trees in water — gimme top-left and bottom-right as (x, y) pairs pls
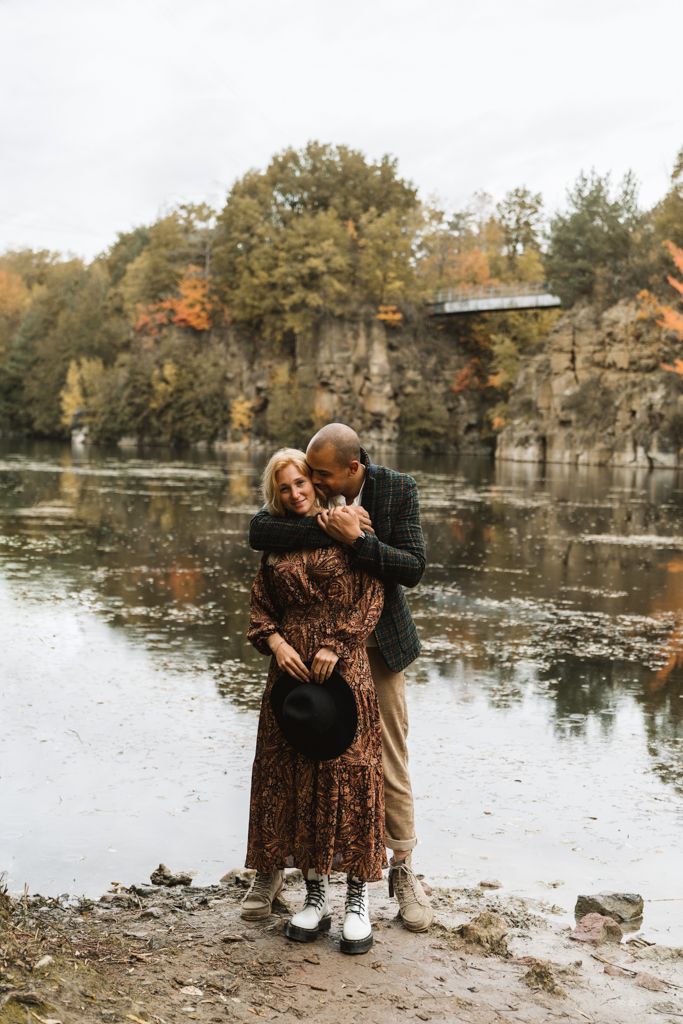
(539, 657), (630, 739)
(0, 449), (266, 674)
(628, 659), (683, 798)
(6, 442), (683, 764)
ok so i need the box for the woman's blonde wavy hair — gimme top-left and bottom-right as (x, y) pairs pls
(261, 447), (323, 517)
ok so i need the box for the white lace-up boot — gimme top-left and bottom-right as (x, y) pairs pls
(285, 870), (331, 942)
(340, 876), (373, 955)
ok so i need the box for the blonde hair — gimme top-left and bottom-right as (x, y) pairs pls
(262, 447), (321, 517)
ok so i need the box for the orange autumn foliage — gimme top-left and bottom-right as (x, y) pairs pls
(452, 358), (487, 394)
(661, 357), (683, 379)
(376, 304), (403, 327)
(135, 266), (216, 336)
(657, 241), (683, 345)
(453, 247), (491, 286)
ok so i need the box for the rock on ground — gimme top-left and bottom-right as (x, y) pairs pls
(523, 961), (566, 997)
(150, 863), (195, 887)
(635, 972), (668, 992)
(455, 911), (508, 955)
(571, 912), (623, 945)
(574, 891), (644, 923)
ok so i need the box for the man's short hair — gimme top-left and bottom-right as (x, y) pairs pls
(308, 423), (361, 467)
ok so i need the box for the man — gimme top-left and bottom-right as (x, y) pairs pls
(242, 423), (433, 932)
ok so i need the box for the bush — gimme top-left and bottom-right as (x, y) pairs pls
(398, 387), (450, 451)
(265, 363), (314, 448)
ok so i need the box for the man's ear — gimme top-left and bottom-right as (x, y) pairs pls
(348, 460), (360, 476)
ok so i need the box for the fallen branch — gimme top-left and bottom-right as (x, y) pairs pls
(590, 953), (636, 975)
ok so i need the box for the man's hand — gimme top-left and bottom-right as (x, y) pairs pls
(344, 505), (374, 533)
(317, 506), (372, 545)
(310, 646), (339, 683)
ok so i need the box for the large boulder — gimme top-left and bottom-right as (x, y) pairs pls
(574, 891), (643, 922)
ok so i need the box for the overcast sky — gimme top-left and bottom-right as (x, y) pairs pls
(1, 0), (681, 260)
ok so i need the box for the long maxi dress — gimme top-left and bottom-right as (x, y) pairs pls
(246, 543), (386, 882)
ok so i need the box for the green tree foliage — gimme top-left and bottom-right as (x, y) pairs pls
(213, 142), (420, 339)
(544, 170), (653, 308)
(398, 384), (450, 451)
(106, 227), (151, 285)
(265, 362), (314, 448)
(2, 140), (683, 447)
(0, 259), (129, 435)
(653, 147), (683, 251)
(496, 187), (544, 273)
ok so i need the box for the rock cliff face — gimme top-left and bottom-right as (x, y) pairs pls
(223, 313), (491, 452)
(496, 301), (683, 467)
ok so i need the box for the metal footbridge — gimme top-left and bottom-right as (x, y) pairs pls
(428, 281), (561, 315)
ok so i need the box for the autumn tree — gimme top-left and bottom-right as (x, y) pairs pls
(212, 142), (420, 339)
(0, 269), (29, 360)
(658, 241), (683, 340)
(496, 187), (544, 279)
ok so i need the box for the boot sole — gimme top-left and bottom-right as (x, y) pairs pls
(285, 915), (332, 943)
(339, 932), (374, 955)
(400, 917), (432, 933)
(240, 885), (284, 921)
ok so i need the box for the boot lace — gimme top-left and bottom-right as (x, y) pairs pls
(303, 878), (326, 913)
(345, 877), (366, 916)
(250, 872), (276, 902)
(389, 862), (422, 909)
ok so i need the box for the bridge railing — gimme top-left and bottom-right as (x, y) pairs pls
(431, 281), (551, 305)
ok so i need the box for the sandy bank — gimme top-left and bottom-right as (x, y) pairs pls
(2, 875), (682, 1024)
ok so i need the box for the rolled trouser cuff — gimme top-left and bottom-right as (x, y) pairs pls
(386, 835), (417, 853)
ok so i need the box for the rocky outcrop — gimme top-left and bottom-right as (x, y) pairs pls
(222, 313), (491, 452)
(496, 301), (683, 467)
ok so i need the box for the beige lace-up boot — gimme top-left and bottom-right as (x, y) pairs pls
(388, 854), (433, 932)
(240, 869), (286, 920)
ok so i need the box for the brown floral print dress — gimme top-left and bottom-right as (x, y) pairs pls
(246, 544), (386, 882)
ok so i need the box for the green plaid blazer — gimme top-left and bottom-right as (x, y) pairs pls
(248, 448), (425, 672)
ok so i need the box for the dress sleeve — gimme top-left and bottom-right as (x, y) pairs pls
(247, 561), (282, 657)
(322, 568), (384, 662)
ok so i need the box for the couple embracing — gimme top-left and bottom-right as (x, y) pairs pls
(241, 423), (432, 954)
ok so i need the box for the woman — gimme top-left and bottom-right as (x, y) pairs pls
(242, 448), (385, 954)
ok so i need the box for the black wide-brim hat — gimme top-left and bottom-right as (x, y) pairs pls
(270, 664), (358, 761)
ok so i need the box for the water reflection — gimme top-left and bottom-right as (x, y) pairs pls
(2, 441), (683, 937)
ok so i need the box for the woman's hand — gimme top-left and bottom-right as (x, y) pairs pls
(270, 636), (310, 682)
(310, 646), (339, 684)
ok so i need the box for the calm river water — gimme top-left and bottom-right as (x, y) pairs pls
(3, 440), (683, 940)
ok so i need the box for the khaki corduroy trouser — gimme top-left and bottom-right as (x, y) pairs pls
(367, 647), (417, 853)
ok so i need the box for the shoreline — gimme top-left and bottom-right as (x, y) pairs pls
(2, 873), (683, 1024)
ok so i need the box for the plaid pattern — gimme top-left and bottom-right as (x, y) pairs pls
(248, 448), (425, 672)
